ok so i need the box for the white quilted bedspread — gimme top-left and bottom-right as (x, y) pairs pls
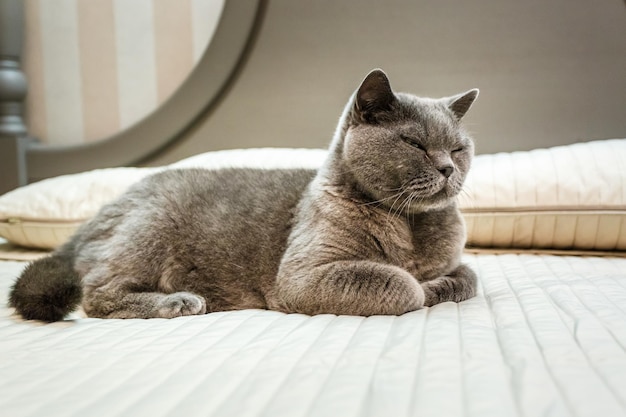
(1, 254), (626, 417)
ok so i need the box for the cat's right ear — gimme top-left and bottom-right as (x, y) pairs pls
(354, 69), (395, 122)
(446, 89), (479, 120)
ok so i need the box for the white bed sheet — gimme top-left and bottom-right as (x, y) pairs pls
(1, 254), (626, 417)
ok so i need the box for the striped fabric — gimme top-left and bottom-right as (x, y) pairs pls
(2, 254), (626, 416)
(460, 139), (626, 251)
(22, 0), (224, 145)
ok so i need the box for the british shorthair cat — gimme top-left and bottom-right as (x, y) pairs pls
(10, 69), (479, 321)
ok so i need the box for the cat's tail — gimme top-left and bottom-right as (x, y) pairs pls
(9, 251), (82, 322)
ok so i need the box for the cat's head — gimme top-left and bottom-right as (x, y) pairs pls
(332, 69), (478, 212)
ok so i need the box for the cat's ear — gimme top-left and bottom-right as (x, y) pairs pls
(446, 89), (479, 120)
(355, 69), (395, 120)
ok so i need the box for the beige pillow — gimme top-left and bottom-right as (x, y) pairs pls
(0, 141), (624, 251)
(459, 138), (626, 251)
(0, 167), (161, 249)
(0, 148), (327, 249)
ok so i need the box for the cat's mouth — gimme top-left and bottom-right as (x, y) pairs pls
(370, 175), (461, 212)
(402, 177), (461, 211)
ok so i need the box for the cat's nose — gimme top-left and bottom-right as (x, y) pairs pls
(438, 165), (454, 178)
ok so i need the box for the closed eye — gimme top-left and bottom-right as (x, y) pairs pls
(452, 147), (465, 153)
(400, 135), (426, 151)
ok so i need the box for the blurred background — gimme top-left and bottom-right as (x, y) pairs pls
(17, 0), (626, 164)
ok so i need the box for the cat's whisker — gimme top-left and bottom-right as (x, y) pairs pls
(399, 193), (414, 221)
(457, 187), (476, 210)
(394, 187), (417, 223)
(359, 189), (406, 207)
(388, 192), (405, 218)
(407, 193), (420, 223)
(385, 189), (411, 226)
(360, 180), (414, 208)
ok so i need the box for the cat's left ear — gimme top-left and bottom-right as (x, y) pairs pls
(446, 89), (479, 120)
(355, 69), (396, 121)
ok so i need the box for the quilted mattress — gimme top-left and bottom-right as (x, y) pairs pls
(1, 253), (626, 417)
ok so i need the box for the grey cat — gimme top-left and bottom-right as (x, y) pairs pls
(10, 69), (479, 322)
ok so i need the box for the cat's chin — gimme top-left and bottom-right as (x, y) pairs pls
(405, 197), (457, 213)
(404, 185), (461, 213)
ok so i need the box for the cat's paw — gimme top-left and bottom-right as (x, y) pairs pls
(156, 292), (207, 318)
(421, 272), (476, 307)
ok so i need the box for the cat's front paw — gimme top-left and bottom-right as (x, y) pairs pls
(421, 264), (477, 307)
(156, 292), (207, 318)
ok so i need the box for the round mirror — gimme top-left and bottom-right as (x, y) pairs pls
(24, 0), (224, 145)
(22, 1), (265, 181)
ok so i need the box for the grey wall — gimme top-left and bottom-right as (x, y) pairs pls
(149, 0), (626, 165)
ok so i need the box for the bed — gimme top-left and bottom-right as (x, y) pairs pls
(1, 142), (626, 417)
(2, 1), (626, 417)
(0, 253), (624, 417)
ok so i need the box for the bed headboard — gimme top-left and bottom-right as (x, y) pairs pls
(1, 0), (625, 195)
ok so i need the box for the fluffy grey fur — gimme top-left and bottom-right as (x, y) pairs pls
(10, 69), (479, 321)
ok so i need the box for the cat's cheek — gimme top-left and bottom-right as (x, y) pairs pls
(342, 127), (371, 158)
(452, 148), (472, 170)
(343, 129), (394, 191)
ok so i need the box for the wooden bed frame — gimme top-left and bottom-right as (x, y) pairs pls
(0, 0), (267, 194)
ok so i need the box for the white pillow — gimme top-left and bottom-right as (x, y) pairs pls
(0, 148), (327, 249)
(459, 138), (626, 251)
(0, 167), (161, 249)
(0, 142), (624, 252)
